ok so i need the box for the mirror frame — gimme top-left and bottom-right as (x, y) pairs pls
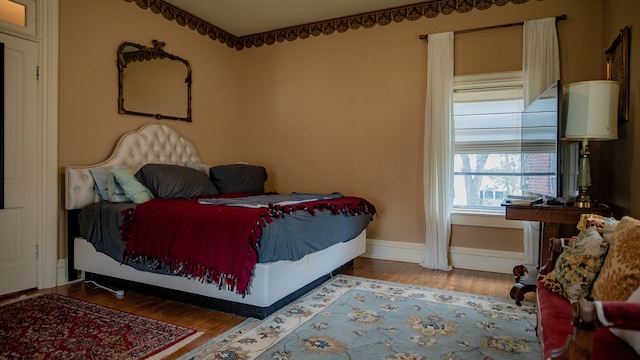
(117, 40), (192, 122)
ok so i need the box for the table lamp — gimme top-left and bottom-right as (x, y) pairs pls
(563, 80), (619, 208)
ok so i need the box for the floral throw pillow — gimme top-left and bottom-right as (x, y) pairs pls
(542, 226), (609, 299)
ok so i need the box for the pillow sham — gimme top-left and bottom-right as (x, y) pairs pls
(106, 167), (133, 203)
(112, 168), (154, 204)
(541, 226), (609, 300)
(89, 167), (111, 201)
(135, 163), (219, 199)
(209, 163), (268, 194)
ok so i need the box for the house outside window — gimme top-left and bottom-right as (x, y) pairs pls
(452, 71), (548, 212)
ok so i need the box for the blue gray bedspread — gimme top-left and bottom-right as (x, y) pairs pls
(78, 193), (371, 267)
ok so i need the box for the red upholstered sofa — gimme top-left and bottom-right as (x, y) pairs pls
(535, 216), (640, 360)
(537, 276), (640, 359)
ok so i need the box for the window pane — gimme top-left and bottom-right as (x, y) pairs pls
(453, 153), (524, 208)
(453, 174), (526, 208)
(454, 154), (522, 174)
(0, 0), (26, 27)
(453, 152), (556, 208)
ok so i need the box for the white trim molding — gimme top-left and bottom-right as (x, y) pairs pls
(36, 0), (59, 290)
(363, 239), (524, 274)
(363, 239), (425, 264)
(57, 258), (68, 285)
(57, 258), (84, 286)
(62, 242), (524, 284)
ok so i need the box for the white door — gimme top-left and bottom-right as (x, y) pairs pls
(0, 33), (38, 295)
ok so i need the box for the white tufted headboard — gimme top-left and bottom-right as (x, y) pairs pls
(65, 123), (205, 210)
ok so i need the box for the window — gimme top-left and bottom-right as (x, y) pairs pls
(0, 0), (25, 26)
(0, 0), (36, 36)
(452, 72), (532, 211)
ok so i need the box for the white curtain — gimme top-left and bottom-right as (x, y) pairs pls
(522, 17), (560, 265)
(422, 32), (454, 271)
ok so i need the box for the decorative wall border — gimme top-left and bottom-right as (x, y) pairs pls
(125, 0), (531, 51)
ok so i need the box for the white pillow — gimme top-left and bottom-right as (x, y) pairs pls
(611, 285), (640, 355)
(106, 167), (132, 203)
(90, 165), (136, 203)
(112, 168), (154, 204)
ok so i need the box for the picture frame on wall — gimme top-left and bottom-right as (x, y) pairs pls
(605, 26), (630, 122)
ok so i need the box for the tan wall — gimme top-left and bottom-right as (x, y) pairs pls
(233, 0), (603, 248)
(451, 225), (524, 252)
(58, 0), (241, 256)
(59, 0), (240, 166)
(596, 0), (640, 218)
(58, 0), (632, 259)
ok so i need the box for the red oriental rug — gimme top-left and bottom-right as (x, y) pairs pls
(0, 293), (201, 359)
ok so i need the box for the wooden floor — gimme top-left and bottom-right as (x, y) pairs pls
(38, 257), (528, 359)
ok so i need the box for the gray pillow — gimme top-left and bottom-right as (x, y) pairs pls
(209, 164), (267, 194)
(135, 164), (219, 199)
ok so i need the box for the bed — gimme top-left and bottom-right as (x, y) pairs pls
(65, 123), (375, 318)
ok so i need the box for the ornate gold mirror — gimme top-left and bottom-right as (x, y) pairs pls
(118, 40), (192, 122)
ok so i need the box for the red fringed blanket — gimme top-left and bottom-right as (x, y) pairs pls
(121, 196), (376, 296)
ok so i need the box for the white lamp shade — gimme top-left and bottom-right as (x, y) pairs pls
(563, 80), (619, 141)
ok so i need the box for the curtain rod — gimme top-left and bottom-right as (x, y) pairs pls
(419, 15), (566, 41)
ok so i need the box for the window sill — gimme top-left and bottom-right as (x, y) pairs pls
(451, 210), (523, 229)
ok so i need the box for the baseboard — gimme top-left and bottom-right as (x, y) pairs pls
(57, 258), (68, 285)
(58, 242), (523, 285)
(364, 239), (524, 274)
(362, 239), (425, 263)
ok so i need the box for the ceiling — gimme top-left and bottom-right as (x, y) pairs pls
(162, 0), (424, 37)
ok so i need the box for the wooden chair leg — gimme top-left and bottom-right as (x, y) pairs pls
(510, 265), (537, 306)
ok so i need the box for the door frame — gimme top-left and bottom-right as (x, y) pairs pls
(2, 0), (59, 290)
(37, 0), (59, 289)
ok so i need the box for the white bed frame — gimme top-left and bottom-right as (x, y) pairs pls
(65, 123), (366, 318)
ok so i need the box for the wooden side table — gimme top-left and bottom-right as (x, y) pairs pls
(504, 204), (612, 269)
(504, 204), (612, 305)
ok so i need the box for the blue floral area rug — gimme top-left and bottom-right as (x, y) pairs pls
(181, 275), (539, 360)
